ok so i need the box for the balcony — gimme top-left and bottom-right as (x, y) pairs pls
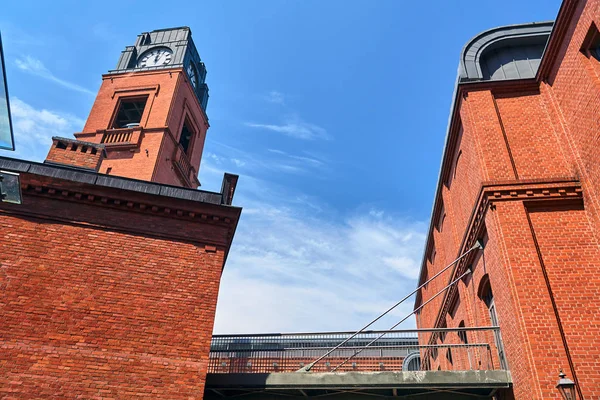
(97, 126), (143, 150)
(172, 144), (200, 188)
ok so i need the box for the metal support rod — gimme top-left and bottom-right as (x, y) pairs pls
(331, 268), (472, 372)
(301, 242), (482, 372)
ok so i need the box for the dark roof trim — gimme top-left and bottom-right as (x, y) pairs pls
(460, 21), (554, 82)
(0, 156), (234, 206)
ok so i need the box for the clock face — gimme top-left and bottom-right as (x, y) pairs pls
(137, 47), (173, 68)
(186, 63), (197, 88)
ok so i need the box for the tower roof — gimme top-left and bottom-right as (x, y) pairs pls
(459, 21), (553, 83)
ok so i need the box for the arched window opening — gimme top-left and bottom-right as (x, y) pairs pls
(403, 352), (421, 371)
(477, 275), (507, 369)
(458, 320), (468, 344)
(453, 150), (462, 180)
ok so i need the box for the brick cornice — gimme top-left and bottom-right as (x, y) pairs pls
(426, 178), (582, 341)
(0, 173), (241, 250)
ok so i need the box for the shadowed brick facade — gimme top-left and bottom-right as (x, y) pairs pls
(0, 27), (240, 398)
(415, 0), (600, 398)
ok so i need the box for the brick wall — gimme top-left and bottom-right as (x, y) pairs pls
(416, 1), (600, 399)
(0, 174), (240, 399)
(45, 138), (105, 171)
(74, 69), (207, 188)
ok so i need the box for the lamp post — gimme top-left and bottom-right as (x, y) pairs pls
(556, 370), (576, 400)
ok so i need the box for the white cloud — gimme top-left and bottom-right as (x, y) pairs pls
(245, 116), (330, 141)
(268, 148), (324, 167)
(1, 97), (85, 161)
(205, 141), (328, 176)
(214, 198), (426, 333)
(15, 56), (96, 96)
(265, 90), (285, 105)
(231, 158), (246, 167)
(200, 159), (427, 334)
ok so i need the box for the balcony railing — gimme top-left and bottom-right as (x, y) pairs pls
(172, 144), (199, 187)
(209, 327), (504, 373)
(100, 128), (134, 144)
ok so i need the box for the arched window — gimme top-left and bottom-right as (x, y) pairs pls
(453, 150), (462, 180)
(403, 352), (421, 371)
(477, 275), (507, 369)
(458, 320), (468, 344)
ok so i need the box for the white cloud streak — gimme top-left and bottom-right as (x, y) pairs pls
(205, 141), (328, 176)
(245, 116), (330, 141)
(15, 56), (96, 96)
(199, 159), (427, 334)
(1, 97), (85, 161)
(265, 90), (285, 105)
(214, 197), (426, 333)
(267, 148), (324, 167)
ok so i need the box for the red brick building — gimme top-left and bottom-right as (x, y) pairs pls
(415, 0), (600, 398)
(0, 27), (241, 398)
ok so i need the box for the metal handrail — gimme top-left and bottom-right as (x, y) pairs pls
(211, 343), (491, 352)
(208, 326), (503, 374)
(212, 326), (500, 339)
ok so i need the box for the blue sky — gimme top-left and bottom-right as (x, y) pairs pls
(1, 0), (560, 333)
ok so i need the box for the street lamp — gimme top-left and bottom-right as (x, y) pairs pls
(556, 370), (576, 400)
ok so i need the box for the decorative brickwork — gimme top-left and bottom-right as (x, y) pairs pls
(45, 137), (105, 171)
(416, 0), (600, 399)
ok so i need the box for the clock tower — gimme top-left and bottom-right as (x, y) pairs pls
(0, 27), (241, 398)
(50, 27), (210, 188)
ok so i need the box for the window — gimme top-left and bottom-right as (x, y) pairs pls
(458, 321), (468, 344)
(439, 321), (447, 343)
(446, 348), (453, 365)
(428, 246), (436, 264)
(453, 151), (462, 180)
(448, 293), (460, 319)
(436, 205), (446, 232)
(445, 124), (463, 188)
(112, 96), (147, 128)
(581, 23), (600, 61)
(403, 352), (421, 371)
(179, 119), (194, 154)
(439, 212), (446, 232)
(479, 278), (508, 369)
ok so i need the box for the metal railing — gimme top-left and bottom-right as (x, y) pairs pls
(209, 327), (504, 373)
(100, 128), (134, 144)
(173, 144), (195, 185)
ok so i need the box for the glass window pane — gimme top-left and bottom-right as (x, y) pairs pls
(0, 33), (15, 150)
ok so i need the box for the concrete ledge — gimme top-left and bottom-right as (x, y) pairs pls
(206, 370), (512, 390)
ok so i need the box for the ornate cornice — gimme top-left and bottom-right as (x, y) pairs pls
(0, 181), (238, 251)
(23, 183), (236, 226)
(0, 157), (241, 250)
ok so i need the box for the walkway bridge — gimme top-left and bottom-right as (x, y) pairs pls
(205, 327), (511, 400)
(205, 243), (511, 399)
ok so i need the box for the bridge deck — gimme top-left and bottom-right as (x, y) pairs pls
(204, 370), (512, 400)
